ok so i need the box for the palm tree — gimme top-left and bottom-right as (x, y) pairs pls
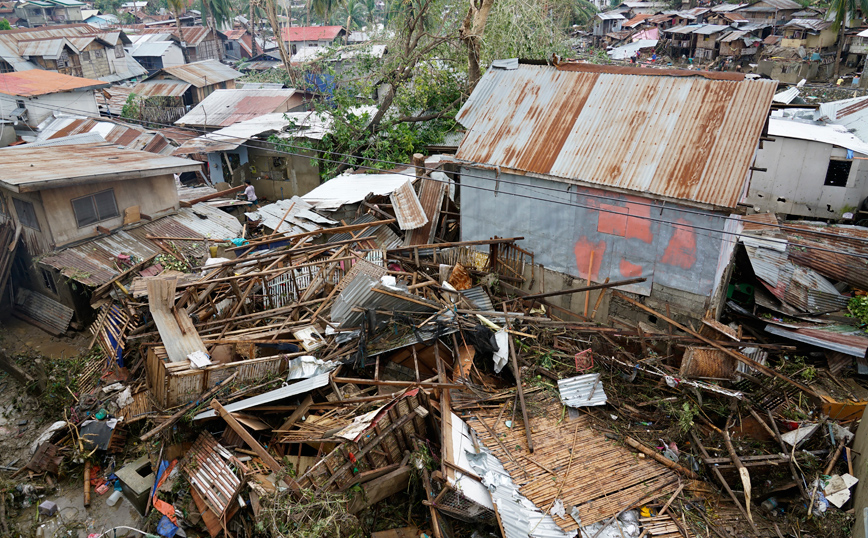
(364, 0), (376, 27)
(333, 0), (365, 31)
(831, 0), (868, 78)
(167, 0), (186, 43)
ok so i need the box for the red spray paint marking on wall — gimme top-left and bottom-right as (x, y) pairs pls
(619, 258), (643, 278)
(573, 237), (606, 281)
(660, 218), (697, 269)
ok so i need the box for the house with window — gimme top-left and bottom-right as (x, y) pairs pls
(131, 59), (242, 123)
(0, 24), (147, 82)
(0, 142), (211, 322)
(746, 116), (868, 218)
(14, 0), (84, 27)
(281, 25), (345, 56)
(222, 28), (256, 61)
(126, 34), (185, 74)
(780, 19), (836, 49)
(0, 70), (107, 131)
(137, 26), (225, 63)
(453, 60), (777, 323)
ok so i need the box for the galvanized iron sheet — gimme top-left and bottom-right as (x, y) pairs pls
(156, 59), (242, 87)
(390, 180), (428, 230)
(175, 89), (301, 128)
(557, 373), (608, 407)
(14, 288), (74, 334)
(455, 63), (777, 209)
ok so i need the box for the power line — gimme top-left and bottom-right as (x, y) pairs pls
(15, 99), (868, 263)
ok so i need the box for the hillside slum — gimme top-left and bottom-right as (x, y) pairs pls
(0, 158), (865, 538)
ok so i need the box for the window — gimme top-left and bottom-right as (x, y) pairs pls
(12, 198), (39, 230)
(94, 49), (103, 58)
(824, 159), (852, 187)
(224, 42), (232, 51)
(71, 190), (119, 228)
(114, 45), (124, 58)
(80, 50), (90, 61)
(41, 268), (57, 294)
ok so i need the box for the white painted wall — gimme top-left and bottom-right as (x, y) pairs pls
(747, 136), (868, 218)
(162, 45), (186, 68)
(0, 90), (100, 129)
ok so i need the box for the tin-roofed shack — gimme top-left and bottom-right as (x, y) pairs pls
(0, 142), (203, 321)
(454, 61), (777, 323)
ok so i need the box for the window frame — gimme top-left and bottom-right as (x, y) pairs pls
(41, 268), (58, 294)
(824, 158), (852, 187)
(12, 198), (40, 230)
(70, 189), (120, 228)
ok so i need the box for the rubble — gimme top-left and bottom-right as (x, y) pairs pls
(0, 163), (864, 538)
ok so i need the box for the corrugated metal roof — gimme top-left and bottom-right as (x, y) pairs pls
(303, 172), (414, 211)
(760, 0), (802, 9)
(37, 117), (177, 155)
(768, 117), (868, 155)
(465, 445), (576, 538)
(132, 79), (191, 97)
(693, 24), (731, 35)
(281, 25), (344, 42)
(175, 88), (302, 127)
(237, 82), (285, 89)
(773, 87), (800, 104)
(0, 69), (107, 97)
(0, 142), (201, 192)
(244, 196), (336, 235)
(17, 38), (70, 58)
(140, 26), (214, 46)
(193, 373), (331, 420)
(597, 12), (625, 20)
(39, 204), (242, 287)
(326, 213), (403, 250)
(765, 324), (868, 357)
(154, 59), (242, 87)
(390, 180), (428, 230)
(558, 373), (608, 407)
(784, 18), (832, 31)
(331, 273), (440, 327)
(14, 288), (74, 334)
(129, 40), (174, 57)
(454, 63), (777, 210)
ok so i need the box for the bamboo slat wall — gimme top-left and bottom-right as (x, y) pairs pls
(468, 400), (679, 530)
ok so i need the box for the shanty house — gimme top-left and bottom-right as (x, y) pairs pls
(0, 142), (214, 323)
(174, 88), (313, 130)
(734, 0), (802, 24)
(0, 70), (108, 129)
(593, 13), (624, 37)
(137, 26), (225, 63)
(453, 62), (777, 322)
(0, 24), (147, 82)
(693, 24), (730, 60)
(222, 28), (255, 60)
(781, 19), (836, 49)
(125, 34), (185, 74)
(746, 116), (868, 218)
(14, 0), (84, 27)
(281, 25), (345, 56)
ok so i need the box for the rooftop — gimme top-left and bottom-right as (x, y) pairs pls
(281, 25), (345, 42)
(151, 59), (242, 87)
(0, 142), (202, 193)
(175, 88), (305, 128)
(0, 69), (108, 97)
(454, 61), (778, 210)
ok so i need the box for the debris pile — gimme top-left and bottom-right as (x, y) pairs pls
(11, 172), (868, 538)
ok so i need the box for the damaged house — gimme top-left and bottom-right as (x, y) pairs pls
(453, 61), (778, 322)
(0, 142), (236, 327)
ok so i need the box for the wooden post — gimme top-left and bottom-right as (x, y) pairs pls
(210, 400), (286, 476)
(413, 153), (425, 178)
(83, 460), (91, 507)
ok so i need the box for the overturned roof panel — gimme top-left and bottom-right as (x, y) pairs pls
(154, 59), (242, 87)
(132, 79), (191, 97)
(455, 62), (777, 209)
(302, 172), (414, 211)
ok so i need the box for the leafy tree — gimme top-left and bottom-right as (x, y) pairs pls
(0, 18), (11, 30)
(95, 0), (123, 14)
(831, 0), (868, 77)
(331, 0), (366, 30)
(166, 0), (185, 33)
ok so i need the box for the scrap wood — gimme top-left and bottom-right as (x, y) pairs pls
(140, 372), (239, 442)
(613, 292), (818, 398)
(624, 437), (698, 480)
(723, 416), (753, 525)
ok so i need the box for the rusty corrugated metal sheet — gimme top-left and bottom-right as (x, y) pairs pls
(42, 117), (177, 155)
(155, 59), (242, 87)
(390, 180), (428, 231)
(132, 79), (191, 97)
(783, 222), (868, 290)
(406, 171), (447, 245)
(141, 26), (212, 46)
(454, 63), (777, 209)
(0, 69), (108, 97)
(175, 89), (300, 127)
(14, 288), (74, 334)
(765, 324), (868, 358)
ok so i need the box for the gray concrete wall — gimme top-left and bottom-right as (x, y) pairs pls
(459, 168), (735, 318)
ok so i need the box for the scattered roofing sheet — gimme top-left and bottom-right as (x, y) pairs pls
(281, 25), (344, 42)
(455, 62), (777, 210)
(148, 276), (207, 364)
(773, 87), (800, 104)
(36, 117), (175, 155)
(0, 142), (202, 193)
(193, 373), (331, 420)
(175, 88), (303, 128)
(768, 117), (868, 155)
(39, 204), (242, 287)
(784, 18), (832, 31)
(302, 172), (415, 211)
(558, 373), (608, 407)
(152, 59), (242, 87)
(331, 273), (440, 327)
(245, 196), (336, 235)
(14, 288), (74, 335)
(607, 39), (657, 59)
(765, 324), (868, 357)
(0, 70), (108, 97)
(390, 180), (428, 230)
(693, 24), (731, 35)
